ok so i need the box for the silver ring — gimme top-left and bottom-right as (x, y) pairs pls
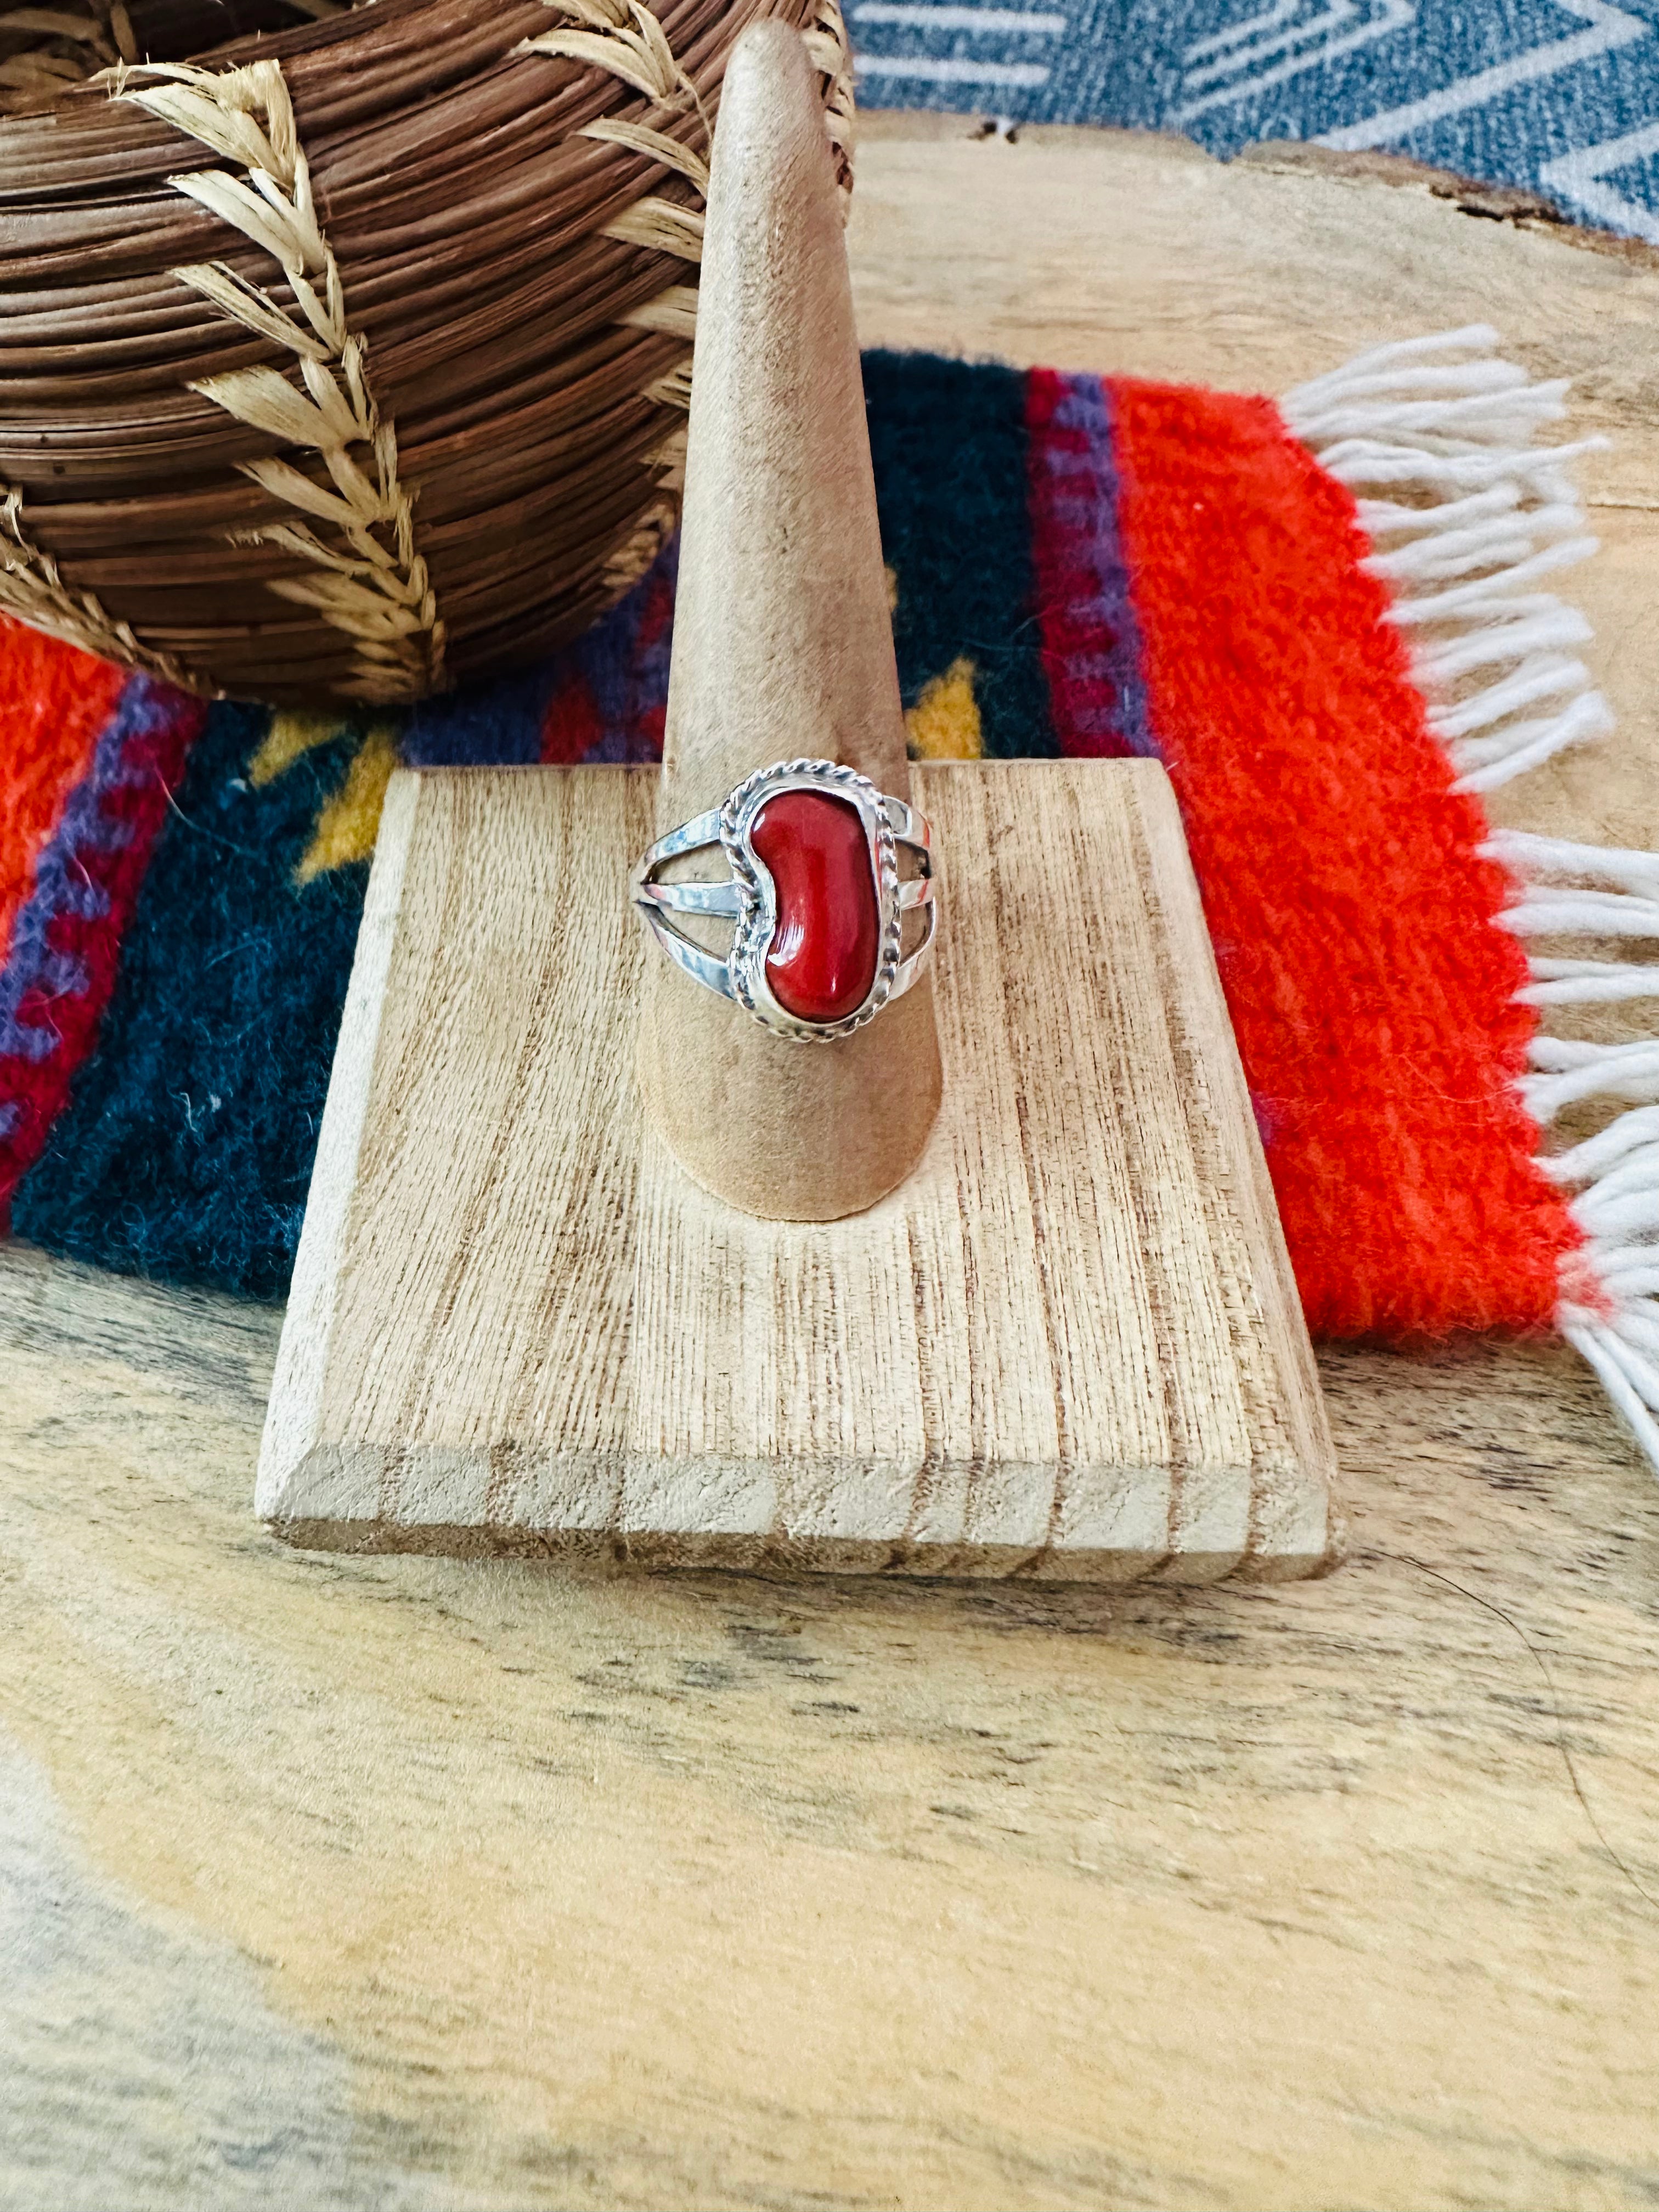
(630, 757), (938, 1041)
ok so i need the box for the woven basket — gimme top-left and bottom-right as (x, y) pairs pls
(0, 0), (853, 704)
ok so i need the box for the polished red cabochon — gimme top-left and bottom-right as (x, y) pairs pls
(749, 789), (882, 1024)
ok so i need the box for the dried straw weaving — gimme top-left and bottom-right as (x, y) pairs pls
(0, 0), (853, 705)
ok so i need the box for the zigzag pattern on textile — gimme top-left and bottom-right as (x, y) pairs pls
(1285, 326), (1659, 1474)
(0, 675), (206, 1216)
(1023, 369), (1153, 762)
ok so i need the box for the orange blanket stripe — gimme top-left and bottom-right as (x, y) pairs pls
(1108, 377), (1579, 1337)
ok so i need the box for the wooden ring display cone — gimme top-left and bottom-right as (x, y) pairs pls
(256, 26), (1339, 1579)
(636, 22), (942, 1222)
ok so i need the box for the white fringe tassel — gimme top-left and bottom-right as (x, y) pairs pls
(1284, 330), (1659, 1479)
(1485, 830), (1659, 1472)
(1282, 325), (1615, 796)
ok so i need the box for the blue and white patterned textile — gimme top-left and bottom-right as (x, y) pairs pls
(850, 1), (1659, 239)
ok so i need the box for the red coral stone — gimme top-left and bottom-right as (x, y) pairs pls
(750, 789), (881, 1024)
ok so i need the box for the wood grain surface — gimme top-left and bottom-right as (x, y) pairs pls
(3, 1240), (1657, 2210)
(5, 119), (1659, 2210)
(263, 759), (1334, 1578)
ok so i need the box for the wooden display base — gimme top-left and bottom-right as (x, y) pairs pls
(258, 758), (1337, 1581)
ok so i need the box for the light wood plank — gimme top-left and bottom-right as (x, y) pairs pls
(262, 758), (1334, 1578)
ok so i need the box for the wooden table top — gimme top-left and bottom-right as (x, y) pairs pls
(3, 119), (1657, 2211)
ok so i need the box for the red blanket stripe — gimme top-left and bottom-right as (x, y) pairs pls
(1101, 374), (1579, 1337)
(0, 674), (206, 1220)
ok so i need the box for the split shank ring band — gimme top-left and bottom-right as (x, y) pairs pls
(630, 758), (938, 1042)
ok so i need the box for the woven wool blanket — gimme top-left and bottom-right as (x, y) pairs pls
(3, 332), (1657, 1468)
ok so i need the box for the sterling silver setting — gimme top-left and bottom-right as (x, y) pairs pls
(629, 758), (938, 1041)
